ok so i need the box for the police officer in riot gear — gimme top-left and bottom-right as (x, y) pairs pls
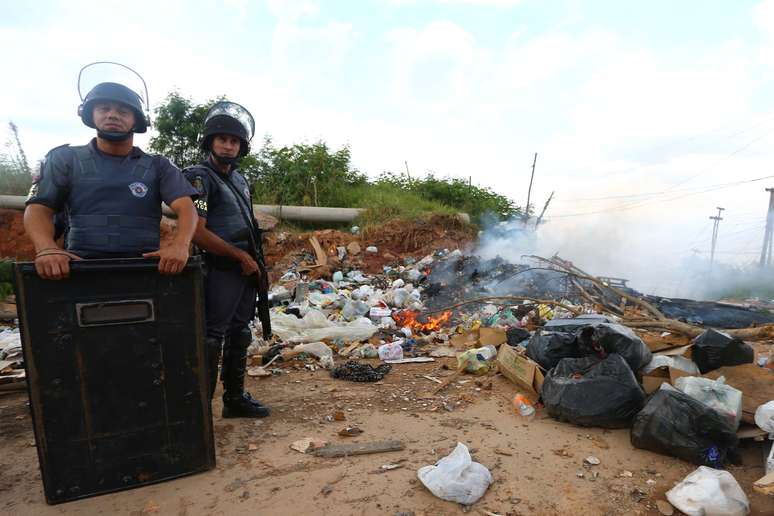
(183, 101), (270, 418)
(24, 78), (199, 279)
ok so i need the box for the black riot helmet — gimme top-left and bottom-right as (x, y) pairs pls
(201, 101), (255, 159)
(77, 62), (151, 141)
(78, 82), (149, 133)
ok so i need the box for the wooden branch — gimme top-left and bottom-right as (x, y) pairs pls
(314, 440), (405, 458)
(623, 319), (774, 341)
(527, 255), (666, 320)
(422, 296), (582, 316)
(309, 236), (327, 266)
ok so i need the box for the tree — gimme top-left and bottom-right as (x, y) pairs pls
(250, 139), (367, 207)
(147, 90), (520, 223)
(149, 92), (220, 168)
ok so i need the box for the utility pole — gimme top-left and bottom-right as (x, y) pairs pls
(760, 188), (774, 267)
(524, 152), (538, 224)
(709, 206), (725, 272)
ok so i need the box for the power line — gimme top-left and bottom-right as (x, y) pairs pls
(550, 173), (774, 218)
(552, 123), (774, 205)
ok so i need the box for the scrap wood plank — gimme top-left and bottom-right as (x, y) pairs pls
(737, 424), (769, 441)
(754, 472), (774, 496)
(309, 236), (328, 266)
(704, 364), (774, 425)
(314, 440), (405, 458)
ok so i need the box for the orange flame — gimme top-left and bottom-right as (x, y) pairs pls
(393, 310), (452, 333)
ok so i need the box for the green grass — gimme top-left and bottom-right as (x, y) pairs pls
(350, 183), (456, 226)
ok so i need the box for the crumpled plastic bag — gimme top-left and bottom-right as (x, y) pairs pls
(642, 354), (700, 376)
(378, 341), (403, 361)
(291, 342), (334, 369)
(542, 354), (645, 429)
(270, 309), (378, 343)
(674, 376), (743, 430)
(666, 466), (750, 516)
(526, 330), (580, 370)
(691, 329), (754, 374)
(577, 323), (652, 372)
(631, 386), (738, 466)
(456, 347), (496, 375)
(755, 400), (774, 436)
(417, 442), (492, 505)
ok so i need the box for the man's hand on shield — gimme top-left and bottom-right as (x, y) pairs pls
(34, 248), (82, 280)
(143, 242), (190, 275)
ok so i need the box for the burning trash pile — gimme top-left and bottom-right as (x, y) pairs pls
(251, 244), (774, 511)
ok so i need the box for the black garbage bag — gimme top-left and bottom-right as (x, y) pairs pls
(691, 329), (754, 374)
(542, 354), (645, 428)
(526, 330), (580, 370)
(543, 314), (611, 333)
(631, 387), (739, 466)
(330, 361), (391, 382)
(577, 323), (652, 372)
(506, 327), (531, 346)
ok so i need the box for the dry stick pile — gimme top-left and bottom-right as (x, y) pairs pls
(423, 253), (774, 341)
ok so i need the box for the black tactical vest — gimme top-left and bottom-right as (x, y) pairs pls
(66, 145), (161, 257)
(189, 165), (252, 250)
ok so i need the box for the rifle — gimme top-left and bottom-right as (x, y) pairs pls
(231, 225), (272, 340)
(215, 173), (272, 341)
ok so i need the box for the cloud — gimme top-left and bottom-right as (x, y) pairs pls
(437, 0), (522, 6)
(386, 21), (477, 112)
(266, 0), (319, 20)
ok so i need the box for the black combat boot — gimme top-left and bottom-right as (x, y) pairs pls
(205, 337), (223, 400)
(221, 328), (270, 418)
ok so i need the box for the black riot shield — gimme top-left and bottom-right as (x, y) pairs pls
(13, 257), (215, 504)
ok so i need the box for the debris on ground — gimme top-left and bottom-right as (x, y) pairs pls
(666, 466), (750, 516)
(417, 442), (492, 506)
(330, 361), (392, 382)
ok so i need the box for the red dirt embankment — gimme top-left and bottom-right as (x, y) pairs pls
(0, 209), (34, 260)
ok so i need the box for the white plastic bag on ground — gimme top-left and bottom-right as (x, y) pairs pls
(642, 355), (700, 376)
(666, 466), (750, 516)
(755, 400), (774, 436)
(674, 376), (743, 430)
(417, 442), (492, 505)
(291, 342), (334, 369)
(270, 309), (378, 343)
(378, 341), (403, 361)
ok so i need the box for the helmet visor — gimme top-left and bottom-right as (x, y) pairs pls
(205, 101), (255, 142)
(78, 62), (149, 112)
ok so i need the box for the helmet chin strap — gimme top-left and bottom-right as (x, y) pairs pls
(97, 129), (133, 142)
(212, 152), (238, 166)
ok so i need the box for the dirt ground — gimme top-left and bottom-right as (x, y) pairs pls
(1, 357), (772, 516)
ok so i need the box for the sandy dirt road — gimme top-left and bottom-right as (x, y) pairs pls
(1, 358), (772, 516)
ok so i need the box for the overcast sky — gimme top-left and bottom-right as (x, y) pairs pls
(4, 0), (774, 293)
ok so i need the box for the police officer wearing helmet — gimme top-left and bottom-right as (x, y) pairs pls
(183, 101), (270, 418)
(25, 80), (199, 278)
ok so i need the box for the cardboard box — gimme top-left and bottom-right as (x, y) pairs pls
(496, 344), (544, 400)
(479, 327), (507, 347)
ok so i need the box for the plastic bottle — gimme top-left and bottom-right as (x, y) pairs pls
(478, 345), (497, 361)
(513, 394), (535, 419)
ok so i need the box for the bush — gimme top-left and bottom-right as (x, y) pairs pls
(149, 91), (521, 225)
